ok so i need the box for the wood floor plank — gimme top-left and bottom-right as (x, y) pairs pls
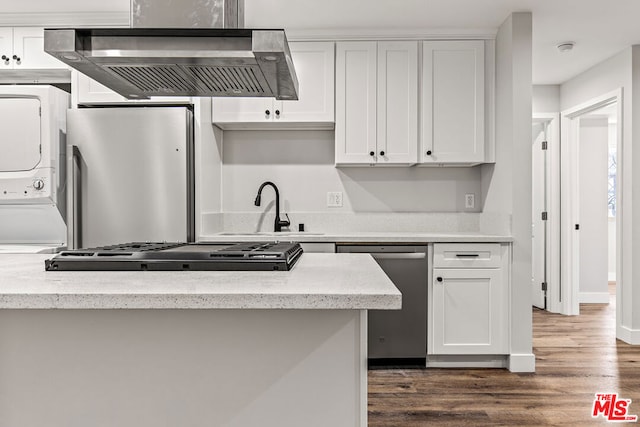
(368, 284), (640, 425)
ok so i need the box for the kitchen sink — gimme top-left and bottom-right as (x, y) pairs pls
(217, 232), (325, 237)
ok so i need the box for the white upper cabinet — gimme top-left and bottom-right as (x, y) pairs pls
(212, 41), (335, 129)
(377, 41), (419, 165)
(420, 40), (485, 165)
(73, 71), (192, 105)
(335, 41), (418, 166)
(0, 27), (67, 69)
(335, 41), (377, 164)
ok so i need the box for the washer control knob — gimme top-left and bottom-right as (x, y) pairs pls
(33, 179), (45, 190)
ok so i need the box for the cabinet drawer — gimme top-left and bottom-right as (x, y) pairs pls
(433, 243), (501, 268)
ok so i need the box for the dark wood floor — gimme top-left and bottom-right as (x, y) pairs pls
(368, 283), (640, 426)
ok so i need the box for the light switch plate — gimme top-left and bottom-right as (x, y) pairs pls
(327, 192), (343, 207)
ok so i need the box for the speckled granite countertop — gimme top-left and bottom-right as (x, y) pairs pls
(0, 253), (401, 310)
(200, 231), (513, 243)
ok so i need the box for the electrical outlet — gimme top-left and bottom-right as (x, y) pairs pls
(465, 193), (475, 209)
(327, 192), (343, 207)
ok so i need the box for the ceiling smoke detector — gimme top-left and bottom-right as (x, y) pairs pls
(557, 42), (575, 53)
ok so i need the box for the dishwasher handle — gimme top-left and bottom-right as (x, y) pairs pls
(371, 252), (426, 260)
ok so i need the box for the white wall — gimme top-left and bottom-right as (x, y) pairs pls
(221, 130), (482, 213)
(533, 85), (560, 113)
(193, 98), (223, 235)
(0, 0), (127, 13)
(578, 117), (609, 302)
(483, 12), (533, 371)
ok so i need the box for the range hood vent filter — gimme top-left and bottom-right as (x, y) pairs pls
(104, 64), (268, 97)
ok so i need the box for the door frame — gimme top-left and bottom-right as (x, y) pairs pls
(560, 89), (622, 316)
(532, 113), (561, 312)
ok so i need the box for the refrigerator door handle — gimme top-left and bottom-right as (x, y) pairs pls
(67, 145), (83, 249)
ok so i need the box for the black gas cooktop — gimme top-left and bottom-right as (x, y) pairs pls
(44, 242), (303, 272)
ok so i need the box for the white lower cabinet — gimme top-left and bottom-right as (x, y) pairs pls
(430, 243), (509, 355)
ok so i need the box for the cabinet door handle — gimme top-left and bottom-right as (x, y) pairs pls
(426, 150), (432, 156)
(455, 254), (480, 258)
(436, 277), (443, 282)
(1, 55), (9, 65)
(265, 109), (271, 116)
(369, 151), (375, 157)
(379, 150), (385, 156)
(12, 54), (20, 64)
(275, 109), (280, 117)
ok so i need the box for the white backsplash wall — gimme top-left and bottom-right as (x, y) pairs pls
(221, 130), (483, 213)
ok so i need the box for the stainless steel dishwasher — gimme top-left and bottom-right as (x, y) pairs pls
(336, 244), (428, 360)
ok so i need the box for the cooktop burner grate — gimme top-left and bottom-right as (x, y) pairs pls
(45, 242), (304, 272)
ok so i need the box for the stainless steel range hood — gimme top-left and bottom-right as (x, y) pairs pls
(43, 0), (298, 100)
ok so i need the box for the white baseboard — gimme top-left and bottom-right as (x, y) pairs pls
(426, 355), (507, 369)
(579, 292), (610, 304)
(608, 272), (616, 281)
(507, 354), (536, 372)
(618, 325), (640, 345)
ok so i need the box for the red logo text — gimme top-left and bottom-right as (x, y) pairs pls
(592, 393), (638, 422)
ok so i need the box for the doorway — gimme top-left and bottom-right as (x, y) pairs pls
(531, 114), (560, 312)
(560, 90), (622, 317)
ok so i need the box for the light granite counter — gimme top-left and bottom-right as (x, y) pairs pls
(200, 231), (513, 243)
(0, 253), (401, 310)
(0, 252), (399, 426)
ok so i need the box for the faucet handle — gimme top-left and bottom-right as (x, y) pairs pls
(279, 213), (291, 228)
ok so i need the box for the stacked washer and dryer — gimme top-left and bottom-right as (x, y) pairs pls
(0, 85), (69, 253)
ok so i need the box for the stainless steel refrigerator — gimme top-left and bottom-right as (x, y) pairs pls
(67, 106), (194, 249)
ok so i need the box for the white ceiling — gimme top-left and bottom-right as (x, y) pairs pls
(242, 0), (640, 85)
(4, 0), (640, 84)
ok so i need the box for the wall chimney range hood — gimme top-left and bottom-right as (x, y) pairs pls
(43, 0), (298, 100)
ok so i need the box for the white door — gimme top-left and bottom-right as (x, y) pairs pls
(212, 96), (273, 123)
(12, 27), (67, 69)
(421, 40), (484, 164)
(531, 122), (547, 309)
(376, 41), (418, 165)
(0, 28), (12, 69)
(432, 268), (507, 354)
(335, 41), (377, 164)
(280, 42), (335, 122)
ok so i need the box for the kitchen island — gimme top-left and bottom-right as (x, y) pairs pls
(0, 253), (400, 427)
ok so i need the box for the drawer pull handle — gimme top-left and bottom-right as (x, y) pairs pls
(436, 277), (443, 282)
(455, 254), (480, 258)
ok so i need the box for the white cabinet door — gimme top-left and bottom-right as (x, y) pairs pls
(212, 41), (335, 129)
(335, 42), (377, 165)
(421, 40), (485, 164)
(280, 42), (335, 123)
(12, 27), (67, 69)
(0, 28), (12, 69)
(376, 41), (418, 165)
(73, 71), (192, 105)
(212, 97), (273, 123)
(74, 71), (128, 103)
(431, 267), (507, 354)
